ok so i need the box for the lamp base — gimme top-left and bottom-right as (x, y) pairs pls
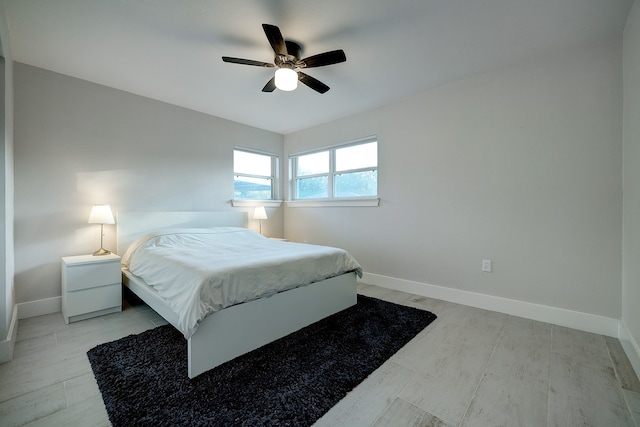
(92, 248), (111, 256)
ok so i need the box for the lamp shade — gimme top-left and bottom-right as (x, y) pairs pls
(275, 68), (298, 91)
(88, 205), (115, 224)
(253, 206), (267, 220)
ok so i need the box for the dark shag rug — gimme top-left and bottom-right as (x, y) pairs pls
(87, 295), (437, 427)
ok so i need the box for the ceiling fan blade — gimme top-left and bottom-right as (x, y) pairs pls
(299, 50), (346, 68)
(222, 57), (275, 67)
(262, 24), (288, 56)
(262, 77), (276, 92)
(298, 72), (330, 94)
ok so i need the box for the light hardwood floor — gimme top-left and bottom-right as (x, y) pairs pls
(1, 283), (639, 426)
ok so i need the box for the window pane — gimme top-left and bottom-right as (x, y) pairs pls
(297, 151), (329, 176)
(296, 176), (328, 199)
(335, 142), (377, 172)
(334, 170), (377, 197)
(234, 150), (272, 176)
(234, 176), (272, 200)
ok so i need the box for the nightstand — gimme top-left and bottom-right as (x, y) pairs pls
(61, 253), (122, 324)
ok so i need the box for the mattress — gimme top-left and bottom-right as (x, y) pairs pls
(121, 227), (362, 338)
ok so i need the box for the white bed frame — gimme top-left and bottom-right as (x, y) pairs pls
(117, 211), (358, 378)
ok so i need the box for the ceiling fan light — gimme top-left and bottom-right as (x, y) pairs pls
(275, 68), (298, 91)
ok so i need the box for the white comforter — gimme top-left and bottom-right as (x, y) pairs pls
(121, 227), (362, 339)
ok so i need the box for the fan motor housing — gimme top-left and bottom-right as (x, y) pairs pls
(284, 41), (302, 60)
(276, 41), (302, 69)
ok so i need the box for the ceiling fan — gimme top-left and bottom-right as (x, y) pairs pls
(222, 24), (346, 94)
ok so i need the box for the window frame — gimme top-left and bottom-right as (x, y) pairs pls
(232, 147), (280, 203)
(288, 136), (379, 207)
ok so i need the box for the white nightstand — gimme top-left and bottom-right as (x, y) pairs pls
(61, 253), (122, 324)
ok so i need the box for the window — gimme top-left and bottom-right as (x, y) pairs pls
(233, 149), (278, 200)
(290, 137), (378, 201)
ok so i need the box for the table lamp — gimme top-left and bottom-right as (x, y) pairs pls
(253, 206), (267, 235)
(88, 204), (115, 255)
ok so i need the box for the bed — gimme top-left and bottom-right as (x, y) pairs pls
(116, 211), (361, 378)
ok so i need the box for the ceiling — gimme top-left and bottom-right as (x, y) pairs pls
(0, 0), (634, 134)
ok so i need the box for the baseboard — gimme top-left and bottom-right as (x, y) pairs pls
(618, 321), (640, 379)
(362, 272), (620, 337)
(17, 296), (61, 319)
(0, 305), (18, 363)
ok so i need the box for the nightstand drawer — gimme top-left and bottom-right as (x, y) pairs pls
(65, 261), (121, 291)
(65, 283), (121, 317)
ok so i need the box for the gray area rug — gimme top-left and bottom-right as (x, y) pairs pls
(87, 294), (437, 426)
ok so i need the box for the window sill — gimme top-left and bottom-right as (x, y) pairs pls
(231, 200), (283, 208)
(286, 198), (380, 208)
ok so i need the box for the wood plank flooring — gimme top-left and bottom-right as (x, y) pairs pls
(0, 283), (638, 426)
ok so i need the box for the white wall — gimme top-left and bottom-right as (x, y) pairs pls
(13, 63), (283, 305)
(622, 0), (640, 373)
(0, 55), (6, 337)
(0, 9), (15, 353)
(284, 38), (623, 321)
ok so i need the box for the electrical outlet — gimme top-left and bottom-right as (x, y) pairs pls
(482, 259), (492, 272)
